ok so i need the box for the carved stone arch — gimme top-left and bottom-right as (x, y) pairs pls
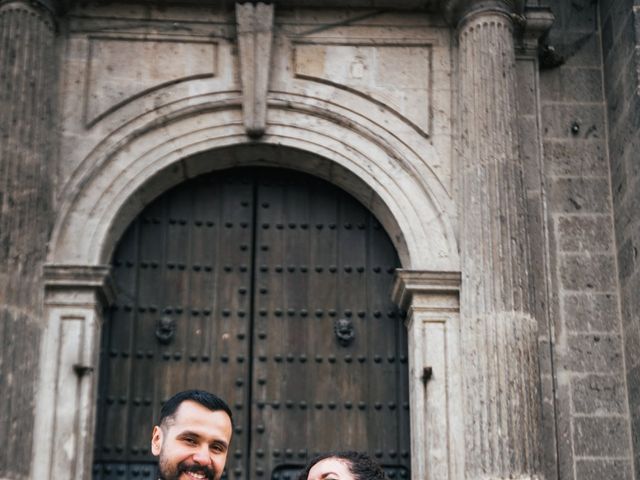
(35, 98), (463, 480)
(49, 98), (459, 271)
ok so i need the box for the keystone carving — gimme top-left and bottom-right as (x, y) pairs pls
(236, 2), (274, 138)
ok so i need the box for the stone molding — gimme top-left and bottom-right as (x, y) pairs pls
(443, 0), (523, 28)
(48, 95), (458, 271)
(236, 2), (274, 138)
(392, 269), (461, 310)
(441, 0), (554, 56)
(0, 0), (58, 30)
(43, 264), (115, 306)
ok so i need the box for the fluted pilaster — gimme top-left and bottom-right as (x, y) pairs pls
(456, 3), (542, 479)
(0, 0), (56, 299)
(0, 1), (57, 477)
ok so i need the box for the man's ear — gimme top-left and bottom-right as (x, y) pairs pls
(151, 425), (163, 456)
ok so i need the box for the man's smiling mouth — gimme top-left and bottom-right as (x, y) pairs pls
(183, 473), (207, 479)
(178, 464), (214, 480)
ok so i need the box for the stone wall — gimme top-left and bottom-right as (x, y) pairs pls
(600, 0), (640, 476)
(536, 0), (635, 478)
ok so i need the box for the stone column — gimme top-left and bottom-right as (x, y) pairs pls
(451, 1), (544, 478)
(0, 1), (58, 478)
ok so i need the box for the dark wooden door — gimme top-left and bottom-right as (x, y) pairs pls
(93, 168), (410, 480)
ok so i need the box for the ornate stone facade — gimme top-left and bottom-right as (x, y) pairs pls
(0, 0), (637, 479)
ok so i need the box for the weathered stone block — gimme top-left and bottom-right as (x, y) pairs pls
(557, 215), (614, 252)
(541, 104), (605, 140)
(617, 237), (637, 281)
(572, 374), (626, 414)
(539, 67), (603, 103)
(549, 178), (612, 214)
(559, 31), (603, 68)
(544, 139), (608, 177)
(565, 0), (599, 32)
(573, 417), (631, 456)
(516, 60), (536, 115)
(554, 381), (575, 480)
(563, 293), (619, 332)
(520, 117), (541, 192)
(575, 459), (632, 480)
(623, 321), (640, 369)
(604, 15), (636, 93)
(559, 254), (616, 291)
(562, 333), (623, 373)
(627, 364), (640, 419)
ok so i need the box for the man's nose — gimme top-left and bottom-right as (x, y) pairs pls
(192, 445), (212, 465)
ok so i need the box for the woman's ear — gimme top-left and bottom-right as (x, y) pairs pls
(151, 425), (163, 456)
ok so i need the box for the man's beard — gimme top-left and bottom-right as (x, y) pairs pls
(157, 456), (216, 480)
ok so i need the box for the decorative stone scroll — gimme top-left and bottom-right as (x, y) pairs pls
(32, 265), (114, 480)
(236, 1), (274, 138)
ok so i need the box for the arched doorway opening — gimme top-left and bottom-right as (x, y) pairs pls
(92, 167), (411, 480)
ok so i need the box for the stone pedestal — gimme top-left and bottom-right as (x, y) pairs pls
(0, 1), (57, 477)
(454, 1), (543, 478)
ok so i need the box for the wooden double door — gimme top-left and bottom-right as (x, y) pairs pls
(93, 167), (410, 480)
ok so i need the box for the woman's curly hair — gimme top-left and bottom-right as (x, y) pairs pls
(297, 451), (387, 480)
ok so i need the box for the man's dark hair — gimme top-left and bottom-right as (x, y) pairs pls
(297, 451), (387, 480)
(158, 389), (233, 427)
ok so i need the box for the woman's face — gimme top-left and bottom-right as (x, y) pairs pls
(307, 457), (355, 480)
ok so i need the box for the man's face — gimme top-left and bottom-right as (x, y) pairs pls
(151, 400), (233, 480)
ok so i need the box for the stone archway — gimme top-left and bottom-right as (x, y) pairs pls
(32, 100), (462, 480)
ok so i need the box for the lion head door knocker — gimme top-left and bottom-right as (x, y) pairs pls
(334, 317), (355, 347)
(155, 315), (176, 345)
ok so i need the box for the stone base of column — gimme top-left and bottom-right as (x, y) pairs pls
(462, 311), (541, 479)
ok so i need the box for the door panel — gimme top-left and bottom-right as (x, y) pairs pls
(93, 172), (254, 480)
(93, 167), (409, 480)
(250, 171), (409, 480)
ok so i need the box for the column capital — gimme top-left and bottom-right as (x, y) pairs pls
(43, 264), (115, 307)
(0, 0), (61, 30)
(0, 0), (60, 13)
(442, 0), (524, 29)
(392, 269), (461, 311)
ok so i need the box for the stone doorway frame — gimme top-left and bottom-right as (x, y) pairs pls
(32, 100), (462, 479)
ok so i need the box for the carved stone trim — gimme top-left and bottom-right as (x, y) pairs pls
(519, 6), (555, 54)
(236, 1), (274, 138)
(442, 0), (523, 28)
(0, 0), (58, 30)
(44, 264), (115, 306)
(392, 269), (461, 310)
